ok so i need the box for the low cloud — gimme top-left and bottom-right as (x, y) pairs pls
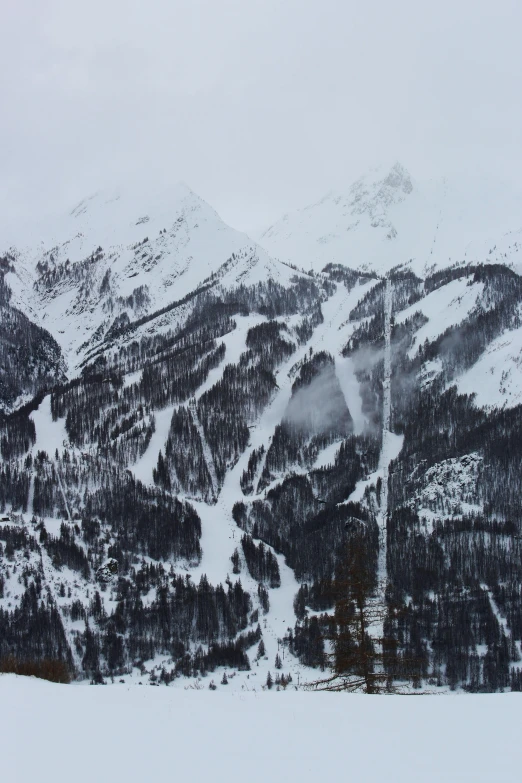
(285, 364), (352, 434)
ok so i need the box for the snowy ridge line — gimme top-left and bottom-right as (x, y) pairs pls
(7, 180), (303, 373)
(256, 163), (522, 279)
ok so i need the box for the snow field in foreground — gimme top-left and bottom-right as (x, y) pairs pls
(1, 675), (521, 783)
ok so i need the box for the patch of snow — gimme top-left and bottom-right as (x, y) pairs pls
(396, 276), (484, 359)
(131, 404), (176, 485)
(123, 369), (142, 388)
(420, 358), (443, 387)
(30, 396), (68, 459)
(313, 440), (344, 469)
(412, 454), (483, 532)
(456, 323), (522, 409)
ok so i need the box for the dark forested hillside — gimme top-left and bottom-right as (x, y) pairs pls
(0, 264), (66, 411)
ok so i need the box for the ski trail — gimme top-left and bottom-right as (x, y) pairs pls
(251, 282), (371, 492)
(53, 460), (72, 522)
(208, 283), (377, 684)
(335, 355), (366, 435)
(188, 400), (218, 500)
(27, 470), (35, 517)
(127, 282), (377, 688)
(188, 281), (394, 687)
(38, 539), (83, 675)
(131, 403), (176, 485)
(26, 394), (83, 674)
(194, 314), (266, 402)
(216, 469), (311, 684)
(189, 493), (309, 683)
(482, 584), (522, 667)
(340, 278), (403, 517)
(27, 395), (72, 521)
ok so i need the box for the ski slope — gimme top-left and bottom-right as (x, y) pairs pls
(395, 275), (485, 359)
(166, 281), (375, 687)
(456, 323), (522, 409)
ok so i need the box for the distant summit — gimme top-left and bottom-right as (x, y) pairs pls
(255, 163), (522, 277)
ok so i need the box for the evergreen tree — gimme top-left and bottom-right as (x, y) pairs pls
(312, 540), (407, 693)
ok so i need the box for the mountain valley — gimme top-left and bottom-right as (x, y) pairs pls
(2, 163), (522, 692)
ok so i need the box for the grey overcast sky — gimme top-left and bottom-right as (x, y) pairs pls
(1, 0), (521, 230)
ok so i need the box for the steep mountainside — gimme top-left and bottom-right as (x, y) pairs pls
(0, 259), (65, 412)
(3, 183), (298, 373)
(2, 172), (522, 692)
(255, 163), (522, 278)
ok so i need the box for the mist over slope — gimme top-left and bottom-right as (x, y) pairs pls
(2, 167), (522, 692)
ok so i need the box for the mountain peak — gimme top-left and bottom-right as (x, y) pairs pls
(67, 180), (212, 225)
(349, 161), (414, 207)
(348, 162), (413, 219)
(255, 165), (522, 276)
(381, 161), (413, 194)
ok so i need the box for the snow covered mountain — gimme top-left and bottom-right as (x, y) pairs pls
(2, 170), (522, 693)
(255, 163), (522, 277)
(2, 182), (298, 373)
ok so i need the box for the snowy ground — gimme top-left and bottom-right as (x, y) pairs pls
(456, 322), (522, 409)
(1, 675), (521, 783)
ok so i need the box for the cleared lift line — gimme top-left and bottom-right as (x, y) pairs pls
(188, 398), (219, 502)
(377, 276), (393, 595)
(53, 459), (72, 522)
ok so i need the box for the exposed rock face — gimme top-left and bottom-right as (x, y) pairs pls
(96, 559), (119, 583)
